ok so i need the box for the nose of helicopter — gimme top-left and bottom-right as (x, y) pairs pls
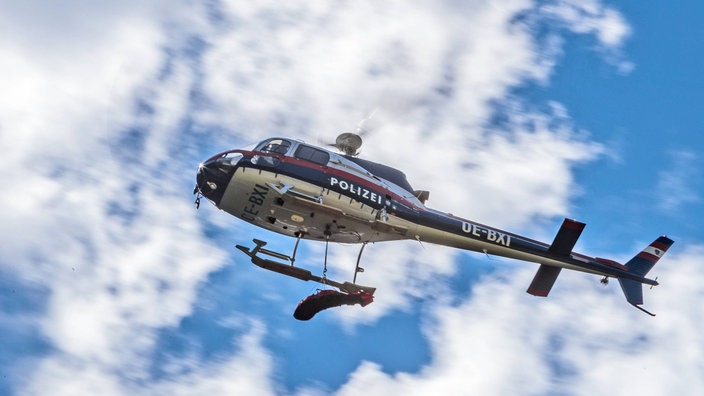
(195, 153), (241, 207)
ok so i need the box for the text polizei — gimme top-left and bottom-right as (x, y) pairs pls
(329, 176), (383, 205)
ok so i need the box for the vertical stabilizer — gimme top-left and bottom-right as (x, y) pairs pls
(618, 236), (674, 315)
(624, 236), (674, 276)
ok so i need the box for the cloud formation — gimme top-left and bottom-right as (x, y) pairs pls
(657, 150), (701, 212)
(335, 245), (704, 396)
(3, 1), (699, 395)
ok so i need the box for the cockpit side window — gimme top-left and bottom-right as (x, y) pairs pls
(294, 145), (330, 166)
(258, 138), (292, 155)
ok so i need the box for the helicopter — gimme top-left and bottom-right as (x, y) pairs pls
(194, 131), (672, 319)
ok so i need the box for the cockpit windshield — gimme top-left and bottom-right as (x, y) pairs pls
(257, 138), (292, 155)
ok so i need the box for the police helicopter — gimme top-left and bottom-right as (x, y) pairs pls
(194, 130), (672, 319)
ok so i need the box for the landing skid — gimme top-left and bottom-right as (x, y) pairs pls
(631, 303), (656, 317)
(235, 238), (376, 295)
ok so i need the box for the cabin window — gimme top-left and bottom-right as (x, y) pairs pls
(294, 145), (330, 166)
(258, 138), (292, 155)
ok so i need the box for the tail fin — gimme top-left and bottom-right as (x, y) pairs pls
(618, 236), (674, 316)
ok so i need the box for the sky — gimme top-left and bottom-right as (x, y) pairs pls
(1, 1), (703, 395)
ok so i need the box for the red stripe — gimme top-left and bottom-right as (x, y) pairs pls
(563, 219), (586, 231)
(527, 287), (550, 297)
(222, 149), (425, 210)
(595, 257), (628, 271)
(277, 154), (425, 210)
(651, 240), (671, 251)
(637, 251), (659, 263)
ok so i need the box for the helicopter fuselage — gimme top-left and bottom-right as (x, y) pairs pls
(195, 137), (661, 287)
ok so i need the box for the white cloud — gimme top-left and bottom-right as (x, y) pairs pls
(335, 245), (704, 396)
(3, 1), (678, 395)
(198, 1), (549, 136)
(0, 1), (240, 393)
(657, 150), (701, 211)
(22, 320), (277, 396)
(538, 0), (633, 72)
(146, 320), (277, 396)
(0, 2), (170, 161)
(539, 0), (631, 47)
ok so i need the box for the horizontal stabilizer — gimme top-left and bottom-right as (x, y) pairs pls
(548, 218), (586, 256)
(527, 264), (562, 297)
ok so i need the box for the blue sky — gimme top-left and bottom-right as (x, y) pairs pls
(1, 1), (703, 395)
